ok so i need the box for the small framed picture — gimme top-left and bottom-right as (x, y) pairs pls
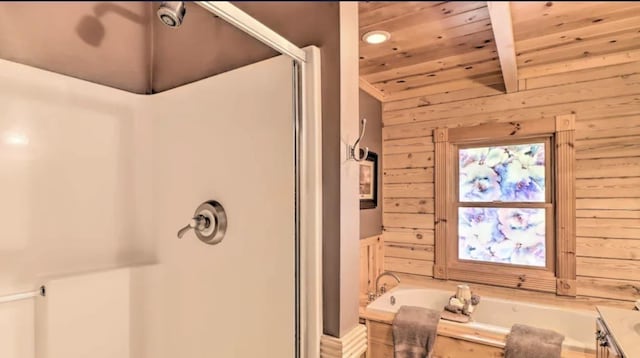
(359, 150), (378, 209)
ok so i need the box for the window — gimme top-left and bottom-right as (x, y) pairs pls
(457, 140), (552, 269)
(433, 115), (576, 296)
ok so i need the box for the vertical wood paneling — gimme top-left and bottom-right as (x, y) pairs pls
(359, 235), (384, 305)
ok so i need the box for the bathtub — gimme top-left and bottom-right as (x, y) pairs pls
(366, 284), (597, 354)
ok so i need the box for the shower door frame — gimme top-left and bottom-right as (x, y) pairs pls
(194, 3), (322, 358)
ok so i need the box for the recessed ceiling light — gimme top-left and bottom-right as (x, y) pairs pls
(363, 30), (391, 45)
(3, 132), (29, 146)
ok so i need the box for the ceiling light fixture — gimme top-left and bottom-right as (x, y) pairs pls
(362, 30), (391, 45)
(3, 132), (29, 146)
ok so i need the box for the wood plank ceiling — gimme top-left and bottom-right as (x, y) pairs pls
(359, 1), (640, 103)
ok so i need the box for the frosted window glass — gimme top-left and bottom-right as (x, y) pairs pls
(458, 207), (546, 267)
(459, 143), (545, 202)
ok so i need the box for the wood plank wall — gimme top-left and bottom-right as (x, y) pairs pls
(381, 61), (640, 306)
(360, 235), (384, 306)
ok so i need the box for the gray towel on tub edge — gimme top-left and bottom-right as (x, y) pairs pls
(505, 323), (565, 358)
(392, 305), (441, 358)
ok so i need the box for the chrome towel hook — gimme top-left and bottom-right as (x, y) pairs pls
(348, 118), (369, 162)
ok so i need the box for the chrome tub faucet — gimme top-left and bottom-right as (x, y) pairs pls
(375, 271), (401, 296)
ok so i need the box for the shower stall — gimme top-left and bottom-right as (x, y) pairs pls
(0, 2), (322, 357)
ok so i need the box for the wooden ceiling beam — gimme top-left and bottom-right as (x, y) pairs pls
(359, 77), (386, 102)
(487, 1), (518, 93)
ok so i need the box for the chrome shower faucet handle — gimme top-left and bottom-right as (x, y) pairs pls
(177, 215), (210, 238)
(176, 200), (228, 245)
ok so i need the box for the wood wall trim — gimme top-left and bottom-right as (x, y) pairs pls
(449, 267), (557, 293)
(447, 117), (556, 142)
(359, 77), (386, 102)
(555, 114), (577, 296)
(556, 113), (576, 131)
(557, 279), (577, 296)
(433, 128), (449, 279)
(432, 116), (577, 295)
(433, 128), (448, 143)
(487, 1), (518, 93)
(320, 324), (367, 358)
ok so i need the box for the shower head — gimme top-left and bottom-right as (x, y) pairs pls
(157, 1), (186, 28)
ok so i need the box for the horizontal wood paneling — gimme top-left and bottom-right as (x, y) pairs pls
(384, 257), (434, 276)
(383, 213), (434, 230)
(575, 135), (640, 159)
(383, 198), (434, 214)
(575, 115), (640, 140)
(380, 60), (640, 305)
(383, 183), (433, 198)
(517, 29), (640, 69)
(384, 74), (505, 102)
(577, 257), (640, 281)
(383, 122), (434, 140)
(383, 168), (433, 184)
(383, 152), (433, 169)
(519, 49), (640, 80)
(384, 243), (434, 261)
(525, 62), (640, 90)
(383, 229), (435, 246)
(384, 74), (640, 126)
(376, 61), (501, 94)
(576, 198), (640, 210)
(577, 209), (640, 220)
(384, 94), (640, 131)
(382, 136), (433, 154)
(576, 157), (640, 179)
(576, 177), (640, 198)
(576, 277), (640, 301)
(576, 218), (640, 239)
(382, 84), (506, 112)
(576, 237), (640, 260)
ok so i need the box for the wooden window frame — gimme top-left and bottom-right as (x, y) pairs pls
(433, 115), (576, 296)
(453, 137), (555, 272)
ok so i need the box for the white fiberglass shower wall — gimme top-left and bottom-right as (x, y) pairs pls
(0, 57), (151, 358)
(137, 54), (297, 357)
(0, 37), (320, 358)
